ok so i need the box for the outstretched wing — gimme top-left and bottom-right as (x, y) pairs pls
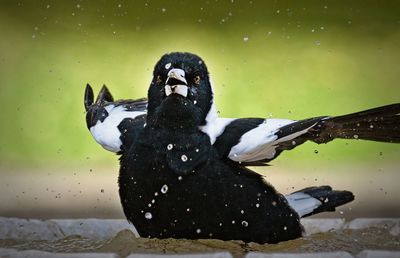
(84, 84), (147, 153)
(205, 103), (400, 165)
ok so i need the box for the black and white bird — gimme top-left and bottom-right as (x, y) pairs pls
(84, 52), (400, 243)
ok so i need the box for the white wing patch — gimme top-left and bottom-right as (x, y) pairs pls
(199, 117), (236, 144)
(285, 192), (322, 217)
(228, 119), (295, 162)
(90, 105), (146, 152)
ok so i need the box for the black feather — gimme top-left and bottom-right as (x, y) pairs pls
(84, 84), (94, 111)
(96, 85), (114, 104)
(310, 103), (400, 143)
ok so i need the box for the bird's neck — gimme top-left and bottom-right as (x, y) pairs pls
(147, 95), (201, 131)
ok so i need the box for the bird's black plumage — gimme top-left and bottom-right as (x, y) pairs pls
(119, 107), (303, 242)
(117, 52), (346, 243)
(84, 52), (399, 243)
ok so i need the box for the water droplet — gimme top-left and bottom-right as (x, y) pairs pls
(161, 7), (166, 12)
(314, 150), (319, 154)
(151, 199), (155, 204)
(181, 155), (188, 162)
(292, 141), (296, 145)
(145, 212), (152, 219)
(370, 124), (374, 129)
(154, 192), (158, 196)
(272, 201), (277, 206)
(241, 221), (249, 227)
(240, 210), (244, 214)
(283, 226), (287, 230)
(148, 203), (152, 207)
(196, 228), (201, 234)
(243, 36), (249, 42)
(186, 208), (190, 212)
(161, 184), (168, 194)
(167, 144), (173, 150)
(353, 134), (359, 139)
(193, 100), (197, 105)
(178, 176), (182, 181)
(165, 63), (171, 69)
(232, 220), (235, 224)
(255, 203), (260, 208)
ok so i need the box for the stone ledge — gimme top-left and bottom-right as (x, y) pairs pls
(245, 252), (354, 258)
(1, 217), (399, 241)
(50, 219), (139, 239)
(126, 253), (233, 258)
(0, 248), (118, 258)
(0, 217), (139, 241)
(300, 218), (345, 235)
(345, 218), (399, 236)
(356, 250), (400, 258)
(2, 248), (400, 258)
(0, 217), (63, 240)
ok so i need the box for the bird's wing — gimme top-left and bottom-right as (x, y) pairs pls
(202, 117), (310, 165)
(84, 84), (147, 153)
(203, 103), (400, 165)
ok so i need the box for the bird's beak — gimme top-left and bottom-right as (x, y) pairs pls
(165, 68), (188, 97)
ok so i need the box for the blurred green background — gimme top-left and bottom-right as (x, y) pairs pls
(1, 0), (400, 220)
(1, 0), (399, 169)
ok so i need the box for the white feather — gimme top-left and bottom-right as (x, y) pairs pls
(228, 119), (295, 162)
(198, 74), (235, 144)
(90, 105), (146, 152)
(199, 118), (236, 144)
(285, 192), (322, 217)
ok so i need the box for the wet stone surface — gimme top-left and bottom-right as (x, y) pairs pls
(1, 227), (400, 258)
(0, 218), (399, 257)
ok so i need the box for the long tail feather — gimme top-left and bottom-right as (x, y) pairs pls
(311, 103), (400, 143)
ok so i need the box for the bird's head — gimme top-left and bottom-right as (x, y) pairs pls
(147, 52), (216, 128)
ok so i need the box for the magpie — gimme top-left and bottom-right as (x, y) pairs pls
(84, 52), (399, 243)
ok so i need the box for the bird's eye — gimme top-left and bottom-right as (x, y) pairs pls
(194, 75), (201, 85)
(156, 75), (162, 84)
